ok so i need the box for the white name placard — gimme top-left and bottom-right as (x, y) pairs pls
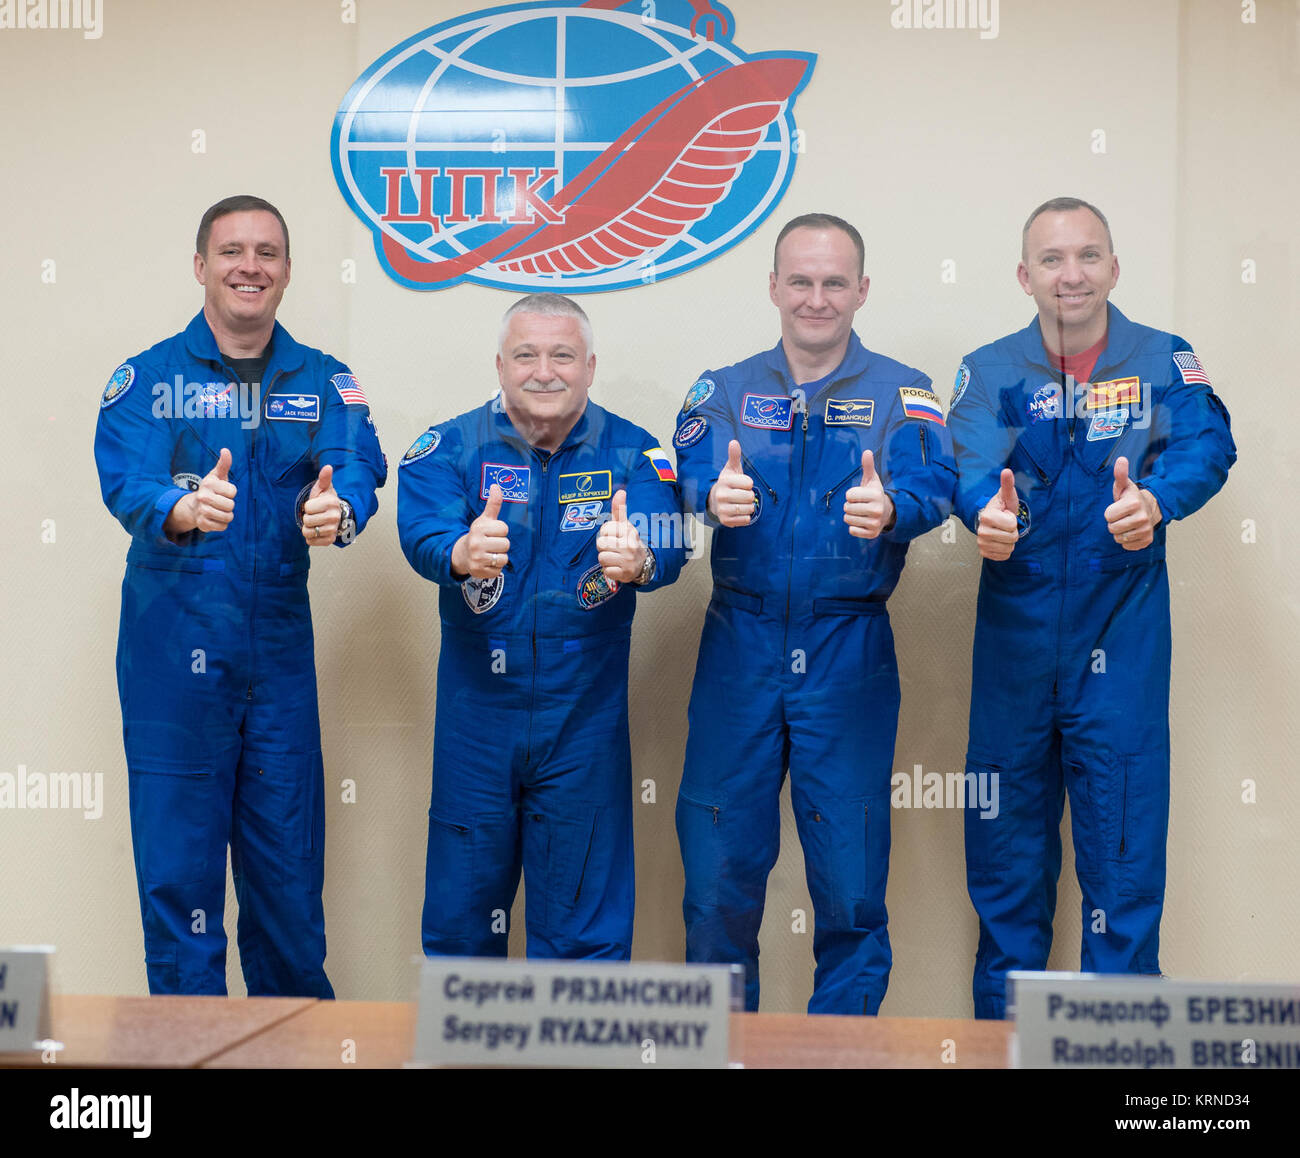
(413, 958), (742, 1068)
(1010, 972), (1300, 1069)
(0, 946), (54, 1053)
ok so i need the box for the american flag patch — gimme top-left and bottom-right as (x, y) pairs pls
(1172, 352), (1211, 386)
(331, 372), (370, 407)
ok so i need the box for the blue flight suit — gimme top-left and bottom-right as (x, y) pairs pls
(949, 304), (1235, 1019)
(672, 332), (956, 1014)
(95, 310), (387, 996)
(397, 397), (686, 960)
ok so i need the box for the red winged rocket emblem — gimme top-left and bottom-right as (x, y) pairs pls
(380, 56), (809, 285)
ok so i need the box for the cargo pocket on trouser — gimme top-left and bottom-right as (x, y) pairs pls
(800, 796), (886, 933)
(523, 809), (607, 956)
(963, 760), (1012, 880)
(675, 791), (722, 911)
(422, 811), (478, 955)
(1115, 751), (1169, 901)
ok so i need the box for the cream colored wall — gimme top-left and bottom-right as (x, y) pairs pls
(1, 0), (1294, 1014)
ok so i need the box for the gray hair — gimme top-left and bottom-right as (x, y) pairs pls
(498, 293), (594, 356)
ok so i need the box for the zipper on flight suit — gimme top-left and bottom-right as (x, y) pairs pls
(782, 392), (810, 658)
(526, 451), (553, 769)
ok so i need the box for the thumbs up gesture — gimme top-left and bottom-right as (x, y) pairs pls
(843, 449), (895, 539)
(165, 447), (237, 537)
(1104, 456), (1162, 551)
(977, 468), (1021, 561)
(598, 489), (648, 585)
(707, 440), (756, 527)
(451, 484), (511, 579)
(301, 463), (342, 546)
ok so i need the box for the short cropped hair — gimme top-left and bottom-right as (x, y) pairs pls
(773, 213), (865, 278)
(498, 292), (594, 356)
(196, 195), (291, 260)
(1021, 197), (1113, 260)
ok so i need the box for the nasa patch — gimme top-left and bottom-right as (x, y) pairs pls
(267, 394), (320, 422)
(681, 378), (716, 413)
(481, 463), (531, 503)
(1027, 384), (1063, 424)
(463, 572), (505, 615)
(951, 363), (971, 410)
(673, 416), (708, 450)
(576, 564), (619, 610)
(198, 383), (235, 419)
(101, 364), (135, 408)
(401, 429), (441, 465)
(1087, 408), (1129, 442)
(561, 500), (604, 532)
(825, 398), (875, 427)
(741, 393), (794, 430)
(558, 470), (612, 505)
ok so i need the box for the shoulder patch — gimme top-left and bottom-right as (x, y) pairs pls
(950, 363), (971, 410)
(681, 377), (715, 413)
(1172, 351), (1211, 386)
(899, 386), (945, 425)
(331, 372), (370, 407)
(642, 446), (677, 482)
(401, 428), (441, 465)
(100, 363), (135, 409)
(673, 416), (709, 450)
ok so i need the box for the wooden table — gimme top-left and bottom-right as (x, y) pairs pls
(3, 997), (1014, 1068)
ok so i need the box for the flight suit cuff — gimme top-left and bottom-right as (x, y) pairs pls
(153, 486), (190, 545)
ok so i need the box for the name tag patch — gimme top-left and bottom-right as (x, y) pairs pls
(267, 394), (320, 422)
(742, 394), (794, 430)
(825, 398), (875, 426)
(558, 470), (612, 505)
(1086, 377), (1141, 410)
(481, 463), (531, 503)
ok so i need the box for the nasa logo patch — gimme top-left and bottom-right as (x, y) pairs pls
(198, 383), (235, 419)
(481, 463), (531, 503)
(741, 393), (794, 430)
(682, 378), (716, 413)
(673, 416), (709, 450)
(1027, 384), (1063, 424)
(463, 572), (505, 615)
(401, 429), (441, 465)
(101, 364), (135, 408)
(576, 564), (619, 610)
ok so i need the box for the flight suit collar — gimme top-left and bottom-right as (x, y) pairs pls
(181, 310), (307, 377)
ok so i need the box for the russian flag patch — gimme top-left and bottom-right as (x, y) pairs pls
(899, 386), (945, 424)
(643, 446), (677, 482)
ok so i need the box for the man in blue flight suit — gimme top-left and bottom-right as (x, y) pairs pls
(398, 293), (686, 959)
(95, 195), (387, 996)
(672, 213), (956, 1014)
(948, 197), (1236, 1019)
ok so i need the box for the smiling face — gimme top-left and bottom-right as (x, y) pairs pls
(496, 311), (595, 452)
(194, 210), (291, 354)
(769, 226), (869, 376)
(1017, 208), (1119, 354)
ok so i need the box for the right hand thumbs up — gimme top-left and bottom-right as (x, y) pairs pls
(709, 439), (756, 528)
(193, 447), (237, 532)
(453, 483), (511, 579)
(977, 468), (1020, 561)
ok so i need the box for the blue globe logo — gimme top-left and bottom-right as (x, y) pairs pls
(331, 1), (814, 293)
